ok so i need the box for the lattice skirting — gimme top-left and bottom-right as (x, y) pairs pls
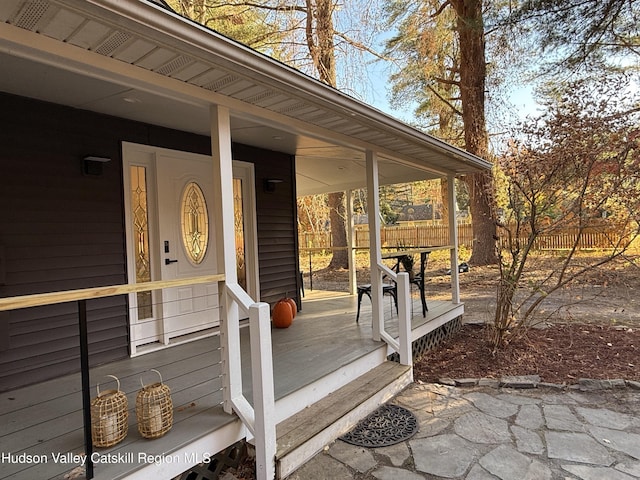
(176, 441), (245, 480)
(388, 316), (462, 362)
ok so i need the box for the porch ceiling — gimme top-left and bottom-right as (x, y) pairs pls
(0, 0), (491, 196)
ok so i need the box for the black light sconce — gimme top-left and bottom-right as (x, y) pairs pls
(82, 155), (111, 176)
(263, 178), (284, 193)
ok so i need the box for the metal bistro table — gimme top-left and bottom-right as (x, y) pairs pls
(381, 246), (452, 317)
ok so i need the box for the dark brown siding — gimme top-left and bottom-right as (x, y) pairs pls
(0, 94), (130, 391)
(0, 93), (300, 391)
(232, 144), (301, 307)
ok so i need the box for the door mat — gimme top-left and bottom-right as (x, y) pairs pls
(339, 404), (418, 448)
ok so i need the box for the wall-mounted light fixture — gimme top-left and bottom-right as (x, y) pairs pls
(82, 155), (111, 176)
(263, 178), (284, 193)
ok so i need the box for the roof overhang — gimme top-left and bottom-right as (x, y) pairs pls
(0, 0), (491, 195)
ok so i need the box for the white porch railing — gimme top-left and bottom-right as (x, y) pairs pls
(224, 283), (276, 480)
(0, 275), (277, 480)
(373, 264), (413, 366)
(0, 274), (226, 480)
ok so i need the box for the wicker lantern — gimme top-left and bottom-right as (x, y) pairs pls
(136, 369), (173, 439)
(91, 375), (128, 448)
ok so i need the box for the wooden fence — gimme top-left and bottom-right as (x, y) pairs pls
(299, 224), (624, 252)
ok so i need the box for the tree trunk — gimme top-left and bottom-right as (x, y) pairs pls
(306, 0), (346, 268)
(465, 172), (496, 264)
(440, 178), (449, 224)
(450, 0), (497, 265)
(316, 0), (336, 85)
(305, 0), (337, 86)
(327, 191), (349, 269)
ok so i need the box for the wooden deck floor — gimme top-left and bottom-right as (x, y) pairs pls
(0, 295), (462, 480)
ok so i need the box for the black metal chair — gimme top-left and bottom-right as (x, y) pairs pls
(401, 253), (428, 317)
(356, 282), (398, 323)
(409, 271), (428, 317)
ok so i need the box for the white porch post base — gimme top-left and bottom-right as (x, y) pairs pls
(250, 302), (277, 480)
(396, 272), (413, 366)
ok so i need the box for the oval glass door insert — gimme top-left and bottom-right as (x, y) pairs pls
(181, 181), (209, 264)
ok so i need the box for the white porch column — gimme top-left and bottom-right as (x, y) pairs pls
(211, 106), (275, 480)
(210, 105), (241, 413)
(447, 173), (461, 303)
(347, 189), (357, 295)
(365, 150), (383, 340)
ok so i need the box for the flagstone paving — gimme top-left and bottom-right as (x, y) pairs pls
(289, 383), (640, 479)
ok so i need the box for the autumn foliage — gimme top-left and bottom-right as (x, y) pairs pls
(492, 75), (640, 349)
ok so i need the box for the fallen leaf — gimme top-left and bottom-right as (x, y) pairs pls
(64, 466), (85, 479)
(176, 402), (197, 412)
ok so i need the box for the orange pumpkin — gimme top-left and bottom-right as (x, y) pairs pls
(272, 299), (293, 328)
(285, 297), (297, 319)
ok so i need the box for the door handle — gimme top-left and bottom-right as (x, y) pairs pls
(165, 258), (178, 265)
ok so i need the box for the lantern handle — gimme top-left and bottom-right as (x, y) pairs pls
(140, 369), (163, 388)
(96, 374), (120, 396)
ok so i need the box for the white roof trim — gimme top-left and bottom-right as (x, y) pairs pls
(71, 0), (491, 172)
(0, 0), (492, 176)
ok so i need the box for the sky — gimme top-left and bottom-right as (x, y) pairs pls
(346, 32), (542, 133)
(355, 57), (542, 153)
(361, 57), (413, 123)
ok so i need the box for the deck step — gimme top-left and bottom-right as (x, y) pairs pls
(275, 361), (412, 479)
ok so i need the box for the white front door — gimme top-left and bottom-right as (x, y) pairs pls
(123, 144), (219, 354)
(155, 151), (219, 345)
(123, 143), (259, 355)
